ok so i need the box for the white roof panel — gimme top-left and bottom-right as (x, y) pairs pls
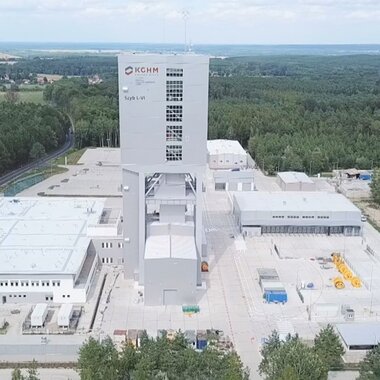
(336, 323), (380, 346)
(145, 232), (197, 260)
(207, 140), (246, 156)
(234, 192), (360, 213)
(277, 171), (314, 184)
(0, 197), (105, 275)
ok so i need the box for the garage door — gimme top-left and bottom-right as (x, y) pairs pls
(163, 289), (178, 305)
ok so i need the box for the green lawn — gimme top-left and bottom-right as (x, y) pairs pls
(54, 148), (87, 165)
(0, 90), (44, 104)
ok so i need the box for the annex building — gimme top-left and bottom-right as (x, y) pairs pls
(0, 197), (123, 304)
(233, 192), (362, 237)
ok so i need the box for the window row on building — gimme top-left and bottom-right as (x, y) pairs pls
(259, 225), (356, 234)
(271, 215), (330, 220)
(167, 68), (183, 77)
(101, 242), (124, 249)
(0, 280), (61, 287)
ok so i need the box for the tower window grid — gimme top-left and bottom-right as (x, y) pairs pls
(166, 145), (183, 161)
(166, 80), (183, 102)
(166, 125), (183, 142)
(166, 105), (182, 122)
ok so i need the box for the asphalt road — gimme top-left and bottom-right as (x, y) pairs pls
(0, 132), (74, 188)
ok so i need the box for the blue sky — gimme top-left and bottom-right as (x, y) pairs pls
(1, 0), (380, 44)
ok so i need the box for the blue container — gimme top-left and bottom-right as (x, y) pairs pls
(359, 173), (372, 181)
(196, 339), (207, 350)
(264, 290), (288, 303)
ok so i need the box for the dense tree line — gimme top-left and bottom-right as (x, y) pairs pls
(77, 332), (249, 380)
(44, 78), (119, 148)
(209, 56), (380, 174)
(0, 56), (117, 83)
(37, 54), (380, 175)
(259, 325), (345, 380)
(0, 102), (70, 175)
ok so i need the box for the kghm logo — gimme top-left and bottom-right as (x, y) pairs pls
(125, 66), (133, 75)
(125, 66), (159, 75)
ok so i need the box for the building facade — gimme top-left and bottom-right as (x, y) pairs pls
(118, 54), (209, 305)
(233, 192), (362, 237)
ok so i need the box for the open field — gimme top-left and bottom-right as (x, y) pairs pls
(0, 91), (44, 104)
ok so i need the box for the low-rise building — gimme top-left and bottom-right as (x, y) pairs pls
(232, 192), (362, 237)
(277, 172), (316, 191)
(207, 140), (247, 170)
(0, 197), (122, 304)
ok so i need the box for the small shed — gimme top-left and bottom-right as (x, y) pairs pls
(57, 304), (74, 328)
(31, 303), (48, 327)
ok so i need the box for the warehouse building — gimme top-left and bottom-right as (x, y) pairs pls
(233, 192), (362, 237)
(118, 54), (209, 305)
(207, 140), (247, 170)
(277, 172), (316, 192)
(0, 197), (123, 304)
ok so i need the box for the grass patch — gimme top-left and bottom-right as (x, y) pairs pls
(54, 148), (86, 165)
(0, 322), (9, 335)
(0, 91), (45, 104)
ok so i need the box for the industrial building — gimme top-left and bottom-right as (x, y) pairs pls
(213, 169), (254, 191)
(336, 323), (380, 350)
(232, 192), (362, 236)
(118, 54), (209, 305)
(207, 140), (247, 170)
(277, 172), (316, 191)
(0, 197), (123, 304)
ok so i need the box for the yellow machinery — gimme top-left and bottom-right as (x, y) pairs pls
(331, 252), (361, 288)
(333, 277), (345, 289)
(343, 270), (353, 280)
(351, 277), (362, 288)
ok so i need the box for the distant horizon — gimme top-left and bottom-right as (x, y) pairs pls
(1, 41), (380, 46)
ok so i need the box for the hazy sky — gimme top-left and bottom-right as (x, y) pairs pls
(1, 0), (380, 44)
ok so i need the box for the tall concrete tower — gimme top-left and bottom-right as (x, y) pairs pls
(118, 54), (209, 305)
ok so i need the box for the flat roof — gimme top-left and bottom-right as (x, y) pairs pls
(277, 171), (314, 184)
(0, 197), (105, 275)
(336, 323), (380, 346)
(233, 192), (361, 213)
(145, 233), (197, 260)
(207, 140), (246, 156)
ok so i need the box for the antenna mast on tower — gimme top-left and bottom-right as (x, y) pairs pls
(182, 10), (190, 52)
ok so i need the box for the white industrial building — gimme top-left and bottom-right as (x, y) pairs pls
(232, 192), (362, 236)
(207, 140), (247, 170)
(213, 169), (254, 191)
(0, 197), (123, 304)
(277, 172), (316, 191)
(118, 54), (209, 305)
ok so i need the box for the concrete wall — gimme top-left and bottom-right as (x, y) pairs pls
(144, 257), (197, 306)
